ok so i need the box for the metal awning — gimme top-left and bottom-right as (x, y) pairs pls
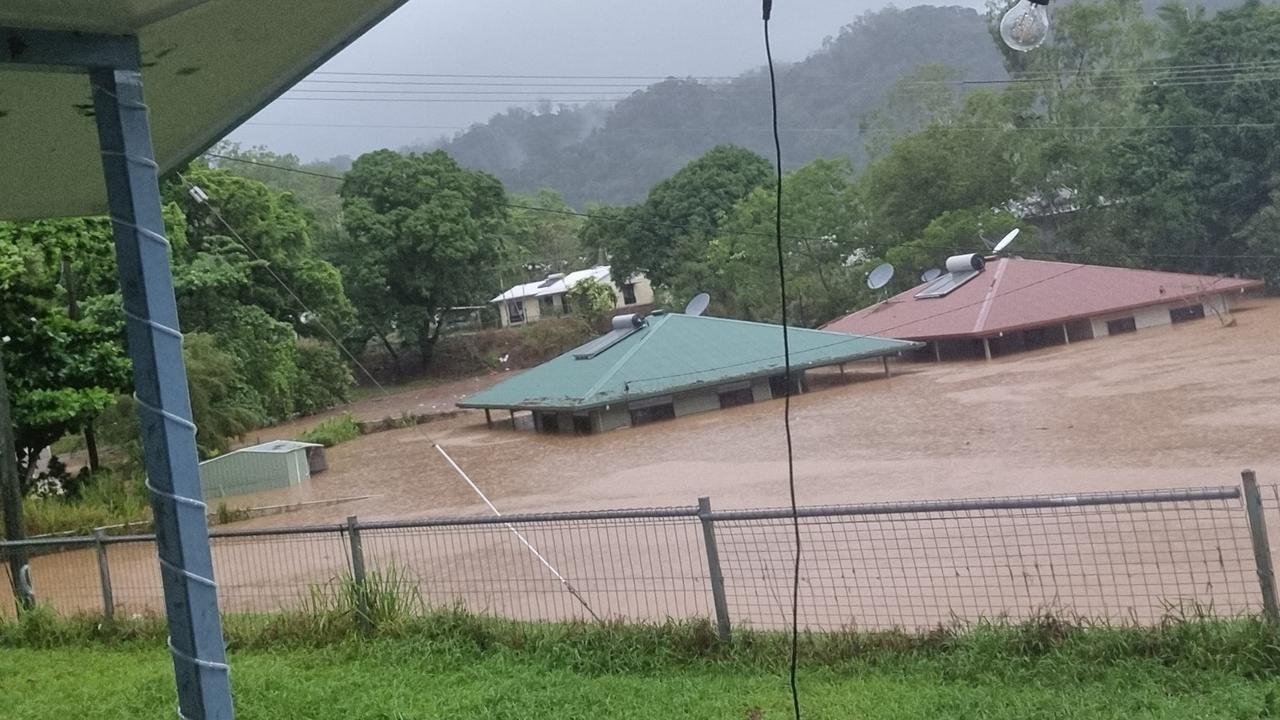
(0, 0), (409, 219)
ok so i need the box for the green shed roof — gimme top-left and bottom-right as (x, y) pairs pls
(458, 312), (921, 412)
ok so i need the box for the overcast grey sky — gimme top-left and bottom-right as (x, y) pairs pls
(227, 0), (983, 161)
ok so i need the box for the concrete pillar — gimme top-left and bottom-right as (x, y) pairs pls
(934, 343), (942, 363)
(1062, 324), (1070, 345)
(983, 337), (992, 361)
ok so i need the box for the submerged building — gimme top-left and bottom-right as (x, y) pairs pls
(458, 311), (920, 434)
(491, 265), (654, 327)
(824, 256), (1263, 361)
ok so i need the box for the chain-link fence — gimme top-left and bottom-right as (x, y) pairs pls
(3, 479), (1277, 634)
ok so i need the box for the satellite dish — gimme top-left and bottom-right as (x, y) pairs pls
(684, 292), (711, 317)
(993, 228), (1021, 254)
(867, 263), (895, 290)
(921, 268), (942, 283)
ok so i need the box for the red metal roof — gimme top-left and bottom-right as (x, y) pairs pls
(823, 258), (1264, 340)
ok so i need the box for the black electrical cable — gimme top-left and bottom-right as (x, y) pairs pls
(762, 2), (801, 720)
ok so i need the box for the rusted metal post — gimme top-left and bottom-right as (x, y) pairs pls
(94, 528), (115, 620)
(484, 408), (492, 430)
(697, 497), (731, 642)
(346, 515), (370, 630)
(1242, 470), (1279, 623)
(881, 355), (890, 378)
(838, 363), (847, 383)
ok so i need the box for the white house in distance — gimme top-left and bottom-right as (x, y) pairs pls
(491, 265), (654, 327)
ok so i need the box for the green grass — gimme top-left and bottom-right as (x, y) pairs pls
(5, 609), (1280, 719)
(21, 471), (150, 536)
(348, 375), (447, 402)
(299, 413), (363, 447)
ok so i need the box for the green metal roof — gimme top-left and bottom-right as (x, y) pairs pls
(1, 0), (408, 219)
(458, 312), (922, 411)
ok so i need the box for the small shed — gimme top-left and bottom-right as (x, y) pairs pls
(198, 440), (324, 498)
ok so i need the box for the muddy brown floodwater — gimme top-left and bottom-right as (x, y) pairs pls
(232, 298), (1280, 524)
(9, 299), (1279, 627)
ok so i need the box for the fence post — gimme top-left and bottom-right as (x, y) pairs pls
(1242, 470), (1279, 623)
(93, 528), (114, 621)
(346, 515), (371, 629)
(698, 496), (731, 642)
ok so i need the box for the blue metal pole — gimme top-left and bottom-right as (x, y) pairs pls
(90, 66), (234, 720)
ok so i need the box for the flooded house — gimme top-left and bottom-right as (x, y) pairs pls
(459, 310), (919, 434)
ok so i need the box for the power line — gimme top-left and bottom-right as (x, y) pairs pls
(244, 122), (470, 130)
(274, 71), (1280, 104)
(313, 70), (741, 80)
(237, 121), (1280, 133)
(201, 152), (1280, 263)
(275, 97), (620, 104)
(178, 173), (602, 621)
(307, 59), (1280, 83)
(285, 89), (638, 97)
(298, 79), (671, 88)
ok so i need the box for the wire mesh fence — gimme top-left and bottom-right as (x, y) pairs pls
(1, 482), (1275, 631)
(712, 489), (1258, 630)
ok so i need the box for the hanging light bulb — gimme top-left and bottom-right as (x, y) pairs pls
(1000, 0), (1050, 52)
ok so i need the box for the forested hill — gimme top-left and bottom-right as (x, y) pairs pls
(428, 6), (1007, 207)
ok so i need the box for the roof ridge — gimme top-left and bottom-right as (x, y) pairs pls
(676, 311), (885, 340)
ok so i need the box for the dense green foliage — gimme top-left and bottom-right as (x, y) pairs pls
(5, 610), (1280, 719)
(1, 166), (356, 510)
(336, 150), (509, 371)
(299, 414), (362, 447)
(607, 145), (773, 287)
(0, 218), (131, 491)
(565, 277), (618, 328)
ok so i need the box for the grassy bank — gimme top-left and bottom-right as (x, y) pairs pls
(4, 608), (1280, 719)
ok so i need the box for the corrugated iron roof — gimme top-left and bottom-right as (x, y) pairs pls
(491, 266), (612, 303)
(236, 440), (320, 455)
(824, 258), (1264, 340)
(457, 312), (920, 411)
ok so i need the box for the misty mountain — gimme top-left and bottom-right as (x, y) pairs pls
(425, 6), (1008, 207)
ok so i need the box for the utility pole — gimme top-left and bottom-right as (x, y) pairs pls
(0, 340), (34, 611)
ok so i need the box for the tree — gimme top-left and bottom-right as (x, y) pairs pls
(339, 149), (509, 368)
(610, 145), (773, 288)
(0, 218), (131, 491)
(502, 188), (586, 278)
(208, 142), (349, 248)
(1089, 1), (1280, 276)
(167, 164), (356, 339)
(860, 88), (1026, 252)
(567, 277), (617, 329)
(696, 159), (866, 326)
(577, 203), (628, 265)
